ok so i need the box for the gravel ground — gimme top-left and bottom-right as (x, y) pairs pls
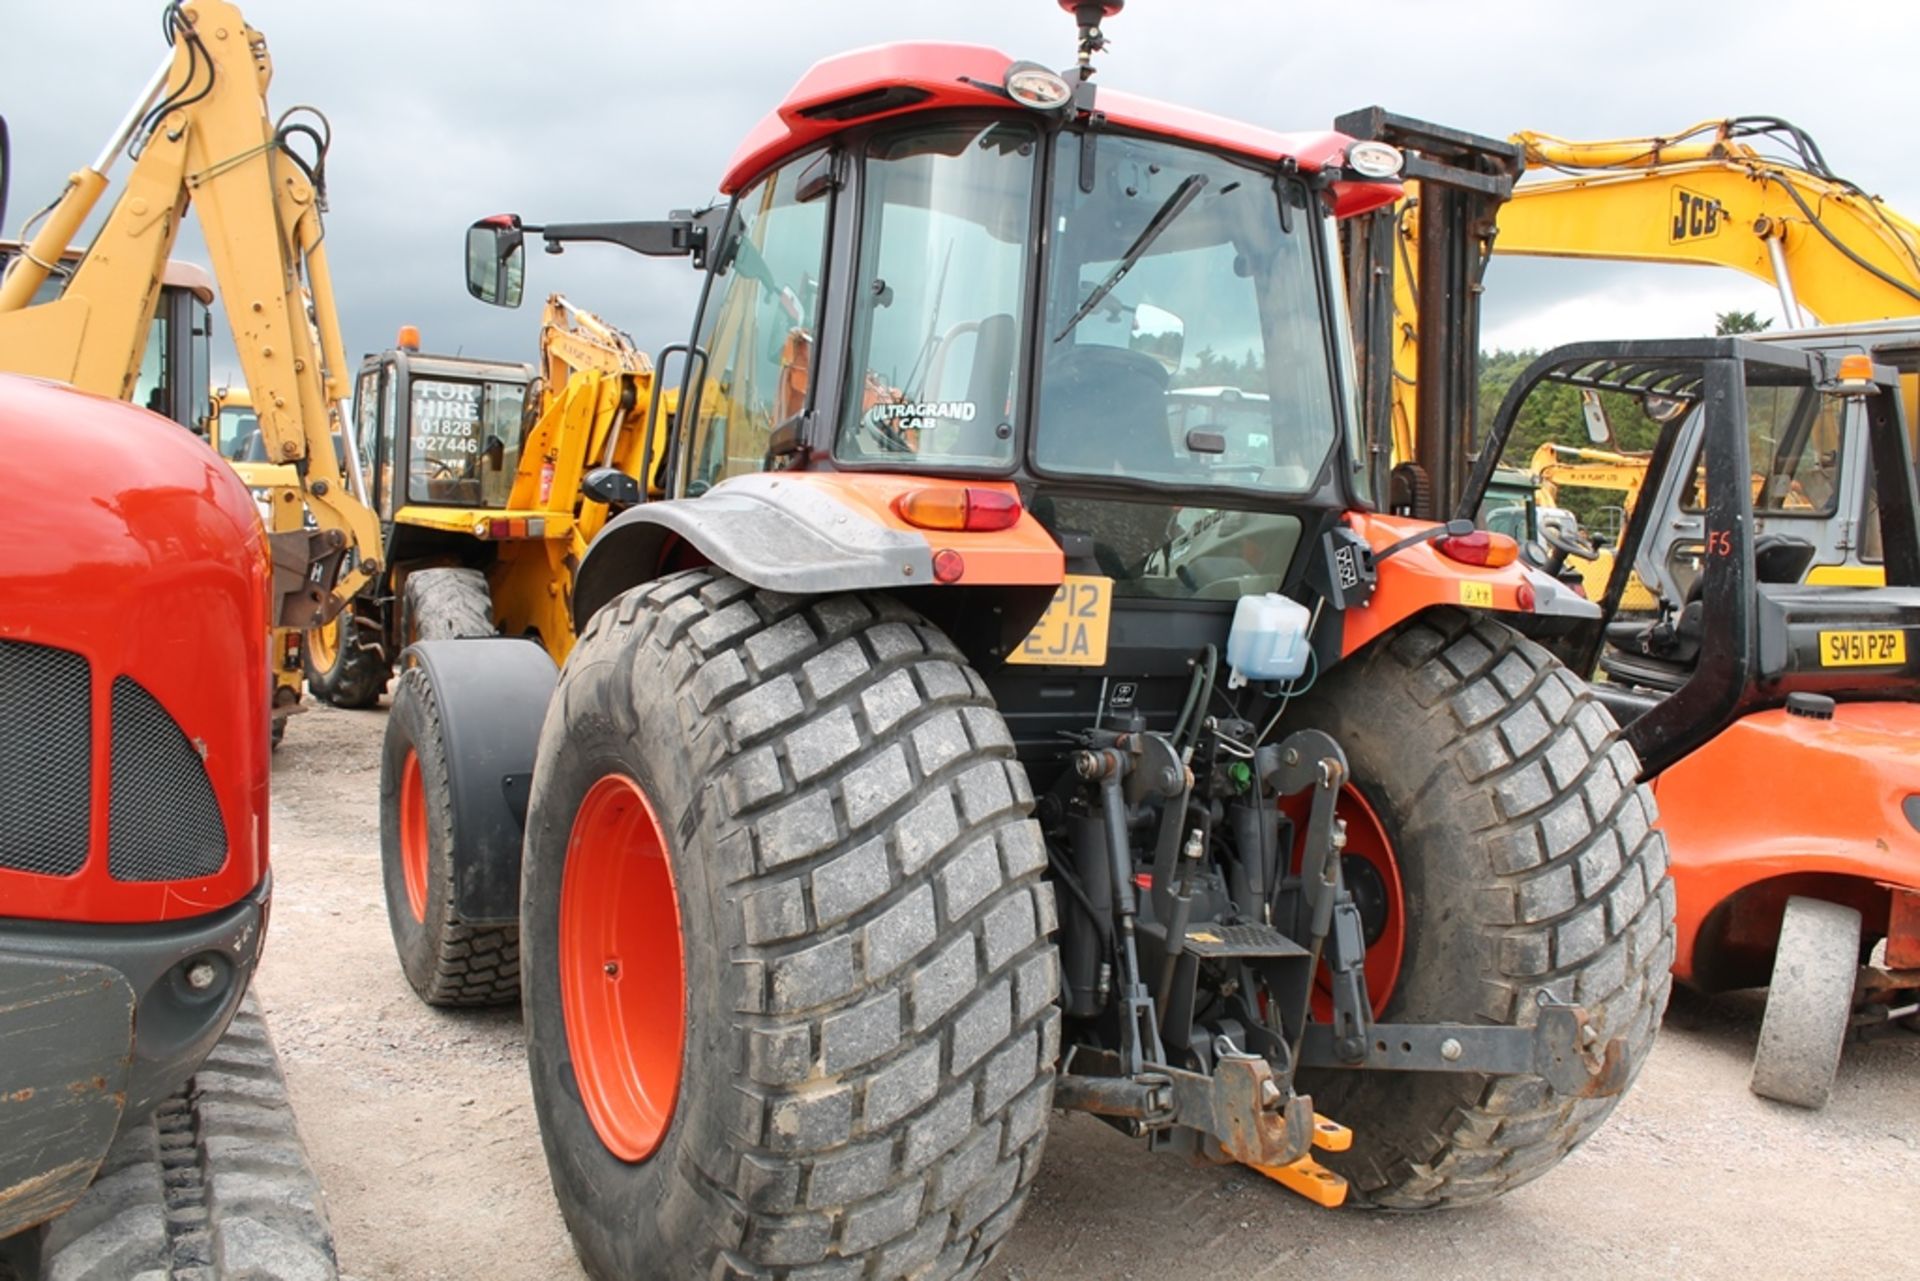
(257, 699), (1920, 1281)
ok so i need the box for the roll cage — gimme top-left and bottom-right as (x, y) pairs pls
(1467, 338), (1920, 776)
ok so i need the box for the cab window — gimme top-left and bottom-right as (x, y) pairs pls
(405, 378), (527, 507)
(1679, 384), (1843, 515)
(682, 159), (830, 495)
(836, 121), (1037, 469)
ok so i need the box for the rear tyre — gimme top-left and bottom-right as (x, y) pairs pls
(522, 571), (1058, 1280)
(1749, 896), (1861, 1109)
(304, 608), (389, 709)
(378, 666), (520, 1006)
(402, 567), (495, 642)
(1289, 607), (1674, 1208)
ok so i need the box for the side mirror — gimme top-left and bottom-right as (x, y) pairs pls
(466, 217), (526, 308)
(582, 466), (642, 511)
(1579, 388), (1614, 446)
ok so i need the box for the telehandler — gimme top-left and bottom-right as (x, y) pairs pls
(383, 7), (1675, 1276)
(1469, 338), (1920, 1108)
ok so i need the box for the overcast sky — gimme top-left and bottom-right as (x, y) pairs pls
(6, 0), (1919, 387)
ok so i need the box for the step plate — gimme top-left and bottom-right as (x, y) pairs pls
(1181, 922), (1308, 960)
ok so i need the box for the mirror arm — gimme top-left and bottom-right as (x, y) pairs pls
(530, 216), (709, 267)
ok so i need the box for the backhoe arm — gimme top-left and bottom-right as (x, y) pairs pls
(0, 0), (382, 621)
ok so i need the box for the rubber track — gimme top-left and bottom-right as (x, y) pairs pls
(30, 994), (338, 1280)
(569, 571), (1061, 1279)
(1340, 608), (1676, 1209)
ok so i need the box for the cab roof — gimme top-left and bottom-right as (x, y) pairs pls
(720, 42), (1400, 217)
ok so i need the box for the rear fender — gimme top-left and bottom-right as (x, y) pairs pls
(403, 638), (557, 924)
(571, 472), (1063, 630)
(1329, 511), (1590, 657)
(1654, 702), (1920, 986)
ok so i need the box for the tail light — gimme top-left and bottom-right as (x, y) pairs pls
(893, 487), (1022, 533)
(1432, 529), (1519, 568)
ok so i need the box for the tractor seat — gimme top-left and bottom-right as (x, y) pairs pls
(1596, 533), (1817, 694)
(1036, 343), (1173, 477)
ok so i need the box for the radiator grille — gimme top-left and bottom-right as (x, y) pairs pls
(0, 640), (93, 877)
(108, 675), (228, 882)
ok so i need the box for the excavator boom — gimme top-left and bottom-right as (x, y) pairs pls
(1504, 122), (1920, 329)
(0, 0), (381, 623)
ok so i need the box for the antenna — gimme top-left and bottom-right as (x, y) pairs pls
(1058, 1), (1123, 80)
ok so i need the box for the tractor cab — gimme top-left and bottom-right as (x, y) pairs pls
(464, 42), (1428, 716)
(349, 331), (534, 558)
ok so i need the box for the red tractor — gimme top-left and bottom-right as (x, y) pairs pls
(0, 375), (329, 1278)
(386, 8), (1676, 1276)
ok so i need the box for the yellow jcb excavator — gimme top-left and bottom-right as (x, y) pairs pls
(1376, 116), (1920, 486)
(0, 0), (383, 739)
(1341, 113), (1919, 600)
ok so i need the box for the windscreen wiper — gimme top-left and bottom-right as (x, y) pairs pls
(1053, 172), (1207, 343)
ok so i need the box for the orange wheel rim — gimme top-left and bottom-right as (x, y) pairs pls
(399, 750), (429, 923)
(1281, 783), (1406, 1021)
(559, 774), (685, 1162)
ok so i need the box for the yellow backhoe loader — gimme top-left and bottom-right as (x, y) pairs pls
(0, 0), (384, 742)
(305, 296), (669, 710)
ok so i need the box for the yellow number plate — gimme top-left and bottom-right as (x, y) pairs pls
(1818, 629), (1906, 667)
(1459, 581), (1494, 608)
(1008, 575), (1112, 667)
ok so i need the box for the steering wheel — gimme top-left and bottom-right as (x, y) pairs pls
(1541, 523), (1599, 577)
(860, 411), (917, 454)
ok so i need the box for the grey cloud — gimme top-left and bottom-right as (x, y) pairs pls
(6, 0), (1918, 381)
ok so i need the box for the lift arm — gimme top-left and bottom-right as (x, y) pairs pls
(0, 0), (382, 621)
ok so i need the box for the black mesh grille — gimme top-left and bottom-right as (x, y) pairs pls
(108, 675), (228, 881)
(0, 640), (93, 877)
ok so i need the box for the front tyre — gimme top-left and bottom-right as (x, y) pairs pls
(1290, 607), (1675, 1208)
(304, 608), (389, 709)
(522, 572), (1059, 1279)
(378, 666), (521, 1006)
(1749, 895), (1861, 1109)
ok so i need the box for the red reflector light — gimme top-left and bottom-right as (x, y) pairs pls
(894, 487), (1023, 533)
(487, 518), (511, 539)
(1515, 580), (1536, 612)
(1433, 529), (1519, 568)
(932, 549), (965, 583)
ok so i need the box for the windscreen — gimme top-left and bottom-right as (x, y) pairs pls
(406, 377), (528, 508)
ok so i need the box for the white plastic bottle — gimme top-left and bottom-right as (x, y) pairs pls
(1225, 592), (1312, 688)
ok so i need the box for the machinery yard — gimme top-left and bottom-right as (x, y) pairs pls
(7, 3), (1920, 1278)
(262, 700), (1920, 1281)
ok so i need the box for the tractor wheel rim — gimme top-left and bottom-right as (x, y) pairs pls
(559, 773), (685, 1163)
(398, 750), (429, 923)
(310, 614), (340, 671)
(1283, 783), (1406, 1021)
